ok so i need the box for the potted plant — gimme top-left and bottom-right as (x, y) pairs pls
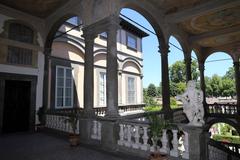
(64, 112), (79, 146)
(148, 114), (170, 160)
(36, 107), (45, 131)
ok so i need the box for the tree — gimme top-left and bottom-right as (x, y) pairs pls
(147, 83), (157, 97)
(210, 74), (222, 97)
(169, 60), (200, 83)
(221, 78), (235, 97)
(224, 67), (234, 80)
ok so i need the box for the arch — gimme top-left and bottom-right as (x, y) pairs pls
(54, 36), (85, 54)
(94, 48), (107, 56)
(169, 35), (189, 54)
(119, 2), (168, 45)
(122, 60), (141, 74)
(44, 14), (80, 50)
(94, 53), (107, 67)
(205, 51), (234, 62)
(205, 118), (240, 135)
(52, 41), (85, 62)
(122, 57), (142, 69)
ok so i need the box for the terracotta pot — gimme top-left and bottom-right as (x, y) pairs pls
(149, 152), (169, 160)
(69, 134), (79, 146)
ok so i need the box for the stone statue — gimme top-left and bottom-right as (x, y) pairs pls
(176, 81), (205, 126)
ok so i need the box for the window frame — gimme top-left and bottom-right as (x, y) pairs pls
(98, 71), (107, 106)
(55, 65), (74, 109)
(127, 76), (136, 104)
(126, 32), (138, 51)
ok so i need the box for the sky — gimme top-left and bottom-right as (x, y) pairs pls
(121, 8), (233, 88)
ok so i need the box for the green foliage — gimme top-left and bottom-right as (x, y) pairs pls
(148, 114), (170, 143)
(144, 106), (162, 112)
(169, 60), (199, 96)
(64, 113), (78, 135)
(205, 67), (236, 97)
(170, 97), (177, 106)
(147, 83), (157, 97)
(212, 135), (240, 144)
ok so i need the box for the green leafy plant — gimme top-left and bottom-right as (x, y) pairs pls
(148, 114), (170, 144)
(64, 113), (79, 135)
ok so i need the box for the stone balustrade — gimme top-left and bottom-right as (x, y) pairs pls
(45, 114), (79, 134)
(117, 121), (189, 159)
(91, 120), (102, 140)
(206, 103), (237, 115)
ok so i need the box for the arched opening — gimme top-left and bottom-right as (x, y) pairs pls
(44, 15), (85, 111)
(204, 52), (236, 104)
(209, 122), (240, 151)
(119, 7), (162, 111)
(168, 36), (186, 109)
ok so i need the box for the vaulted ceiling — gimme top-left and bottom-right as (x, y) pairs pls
(0, 0), (239, 54)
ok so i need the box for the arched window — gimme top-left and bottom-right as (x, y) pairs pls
(7, 23), (34, 65)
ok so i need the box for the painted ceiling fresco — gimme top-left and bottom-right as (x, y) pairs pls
(0, 0), (68, 18)
(179, 6), (240, 35)
(196, 31), (240, 47)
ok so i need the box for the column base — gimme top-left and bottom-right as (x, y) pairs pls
(105, 111), (120, 119)
(83, 110), (96, 118)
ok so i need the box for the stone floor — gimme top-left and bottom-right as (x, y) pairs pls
(0, 133), (145, 160)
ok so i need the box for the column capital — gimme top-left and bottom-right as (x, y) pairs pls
(158, 44), (170, 55)
(43, 48), (52, 55)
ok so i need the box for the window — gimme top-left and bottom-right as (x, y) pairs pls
(127, 33), (137, 50)
(99, 72), (106, 106)
(55, 66), (73, 108)
(66, 17), (79, 26)
(7, 46), (32, 65)
(8, 23), (34, 44)
(127, 77), (136, 104)
(99, 32), (107, 39)
(7, 23), (34, 65)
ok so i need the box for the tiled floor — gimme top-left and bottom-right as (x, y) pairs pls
(0, 133), (144, 160)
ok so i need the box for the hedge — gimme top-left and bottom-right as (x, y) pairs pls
(212, 134), (240, 144)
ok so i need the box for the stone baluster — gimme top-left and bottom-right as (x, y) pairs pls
(125, 125), (132, 147)
(170, 129), (179, 157)
(141, 126), (149, 151)
(91, 120), (98, 139)
(132, 125), (140, 149)
(118, 124), (125, 145)
(97, 121), (102, 140)
(159, 129), (169, 154)
(182, 131), (189, 159)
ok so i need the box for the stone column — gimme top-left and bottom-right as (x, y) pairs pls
(82, 32), (96, 117)
(105, 18), (120, 118)
(234, 61), (240, 114)
(185, 53), (192, 82)
(118, 71), (122, 105)
(199, 61), (206, 105)
(159, 44), (172, 116)
(43, 48), (51, 110)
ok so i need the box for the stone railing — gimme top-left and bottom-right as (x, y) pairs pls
(206, 103), (237, 116)
(94, 104), (145, 116)
(45, 114), (79, 134)
(119, 104), (145, 112)
(219, 141), (240, 155)
(208, 139), (240, 160)
(91, 120), (102, 141)
(117, 120), (189, 159)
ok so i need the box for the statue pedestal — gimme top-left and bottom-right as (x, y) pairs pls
(181, 125), (210, 160)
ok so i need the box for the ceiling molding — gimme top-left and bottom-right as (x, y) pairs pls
(165, 0), (240, 23)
